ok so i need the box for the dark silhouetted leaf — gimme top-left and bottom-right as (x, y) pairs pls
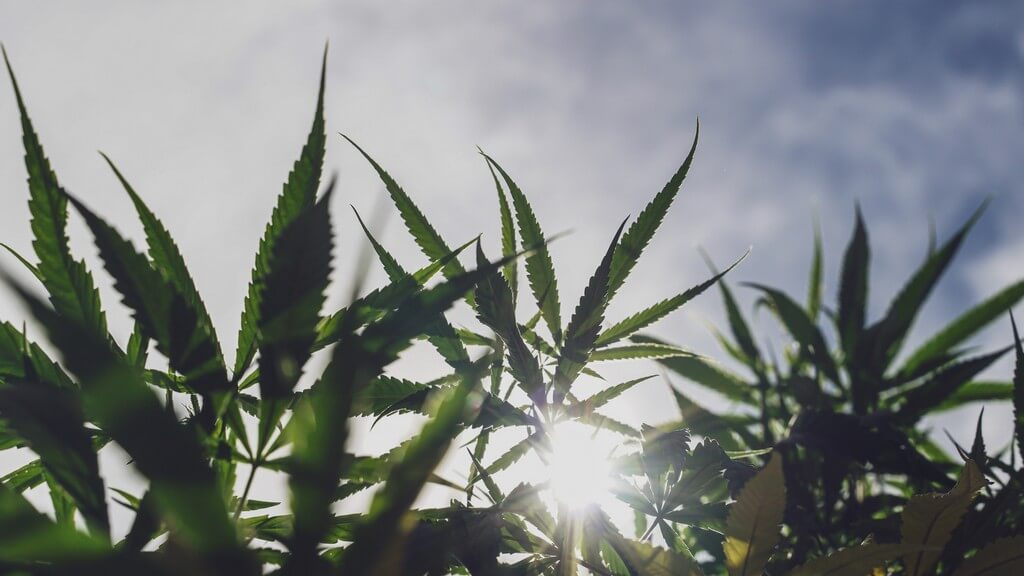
(901, 279), (1024, 377)
(0, 483), (108, 562)
(354, 207), (471, 371)
(0, 381), (107, 535)
(1013, 312), (1024, 462)
(4, 277), (242, 558)
(555, 220), (626, 392)
(747, 283), (840, 384)
(790, 543), (905, 576)
(103, 154), (223, 364)
(66, 193), (231, 397)
(475, 244), (543, 400)
(235, 49), (327, 378)
(338, 359), (486, 574)
(952, 536), (1024, 575)
(837, 205), (869, 359)
(868, 201), (988, 371)
(895, 346), (1011, 424)
(257, 185), (334, 454)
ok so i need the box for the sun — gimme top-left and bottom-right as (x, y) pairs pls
(543, 421), (613, 511)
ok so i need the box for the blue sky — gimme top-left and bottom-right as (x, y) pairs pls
(1, 0), (1022, 531)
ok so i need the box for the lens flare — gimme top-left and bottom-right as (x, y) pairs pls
(545, 422), (611, 510)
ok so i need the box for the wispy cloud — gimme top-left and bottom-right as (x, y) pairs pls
(1, 0), (1021, 528)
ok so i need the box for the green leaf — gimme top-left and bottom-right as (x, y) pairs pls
(668, 386), (755, 449)
(569, 376), (654, 415)
(0, 241), (43, 283)
(484, 154), (562, 343)
(867, 200), (988, 371)
(790, 543), (905, 576)
(466, 444), (503, 505)
(952, 535), (1024, 575)
(353, 207), (471, 371)
(597, 253), (744, 347)
(590, 343), (694, 362)
(837, 205), (869, 358)
(895, 346), (1011, 424)
(724, 452), (785, 576)
(807, 216), (824, 319)
(652, 342), (754, 405)
(286, 333), (369, 569)
(343, 134), (467, 282)
(357, 248), (519, 366)
(4, 276), (241, 556)
(257, 185), (334, 454)
(66, 193), (231, 397)
(352, 206), (405, 281)
(901, 459), (985, 576)
(578, 410), (642, 438)
(338, 359), (487, 574)
(4, 48), (111, 346)
(0, 483), (108, 562)
(555, 220), (626, 391)
(932, 380), (1013, 412)
(0, 320), (73, 389)
(608, 534), (705, 576)
(1012, 312), (1024, 463)
(901, 279), (1024, 377)
(747, 283), (840, 384)
(708, 260), (762, 369)
(0, 382), (108, 535)
(485, 432), (543, 477)
(315, 238), (474, 349)
(607, 121), (699, 301)
(120, 489), (160, 553)
(352, 376), (428, 417)
(103, 154), (223, 361)
(235, 49), (327, 378)
(1, 459), (45, 492)
(290, 248), (522, 553)
(486, 156), (518, 298)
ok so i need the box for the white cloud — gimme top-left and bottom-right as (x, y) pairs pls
(1, 0), (1021, 534)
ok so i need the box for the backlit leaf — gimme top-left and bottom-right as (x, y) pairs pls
(484, 154), (562, 344)
(791, 544), (905, 576)
(901, 459), (985, 576)
(724, 453), (785, 576)
(952, 536), (1024, 576)
(607, 121), (699, 301)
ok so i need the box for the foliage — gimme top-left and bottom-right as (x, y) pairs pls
(1, 49), (1022, 575)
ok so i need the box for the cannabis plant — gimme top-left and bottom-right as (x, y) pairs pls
(2, 46), (1023, 576)
(643, 204), (1024, 573)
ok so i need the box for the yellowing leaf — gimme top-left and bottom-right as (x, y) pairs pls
(901, 459), (986, 576)
(953, 536), (1024, 575)
(724, 452), (785, 576)
(791, 544), (904, 576)
(610, 535), (704, 576)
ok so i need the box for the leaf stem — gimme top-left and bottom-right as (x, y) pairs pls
(234, 460), (259, 522)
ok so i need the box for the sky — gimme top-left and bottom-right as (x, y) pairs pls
(1, 0), (1023, 534)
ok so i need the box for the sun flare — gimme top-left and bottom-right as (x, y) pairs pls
(544, 422), (613, 511)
